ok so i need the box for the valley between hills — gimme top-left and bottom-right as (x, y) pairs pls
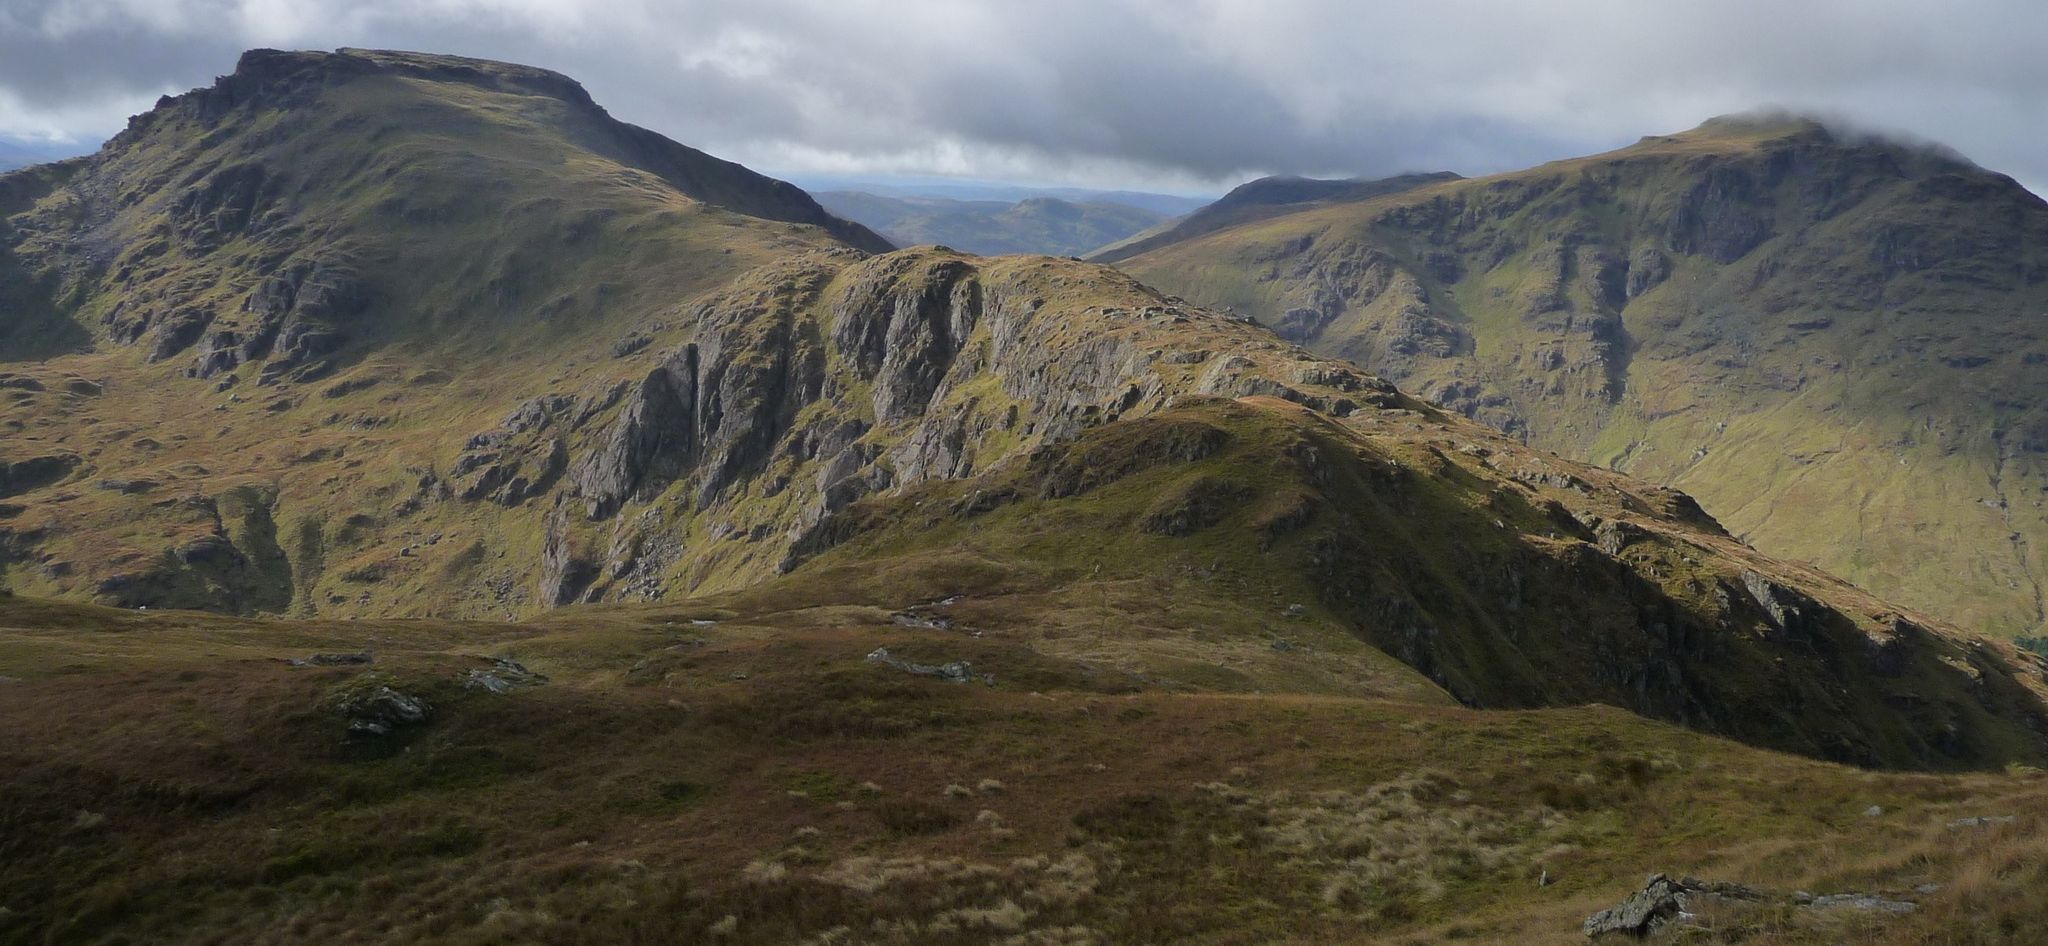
(1, 47), (2046, 946)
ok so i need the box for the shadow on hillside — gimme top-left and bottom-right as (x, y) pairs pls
(0, 238), (91, 362)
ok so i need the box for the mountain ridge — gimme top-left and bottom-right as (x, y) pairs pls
(0, 52), (2043, 775)
(133, 48), (893, 254)
(1115, 113), (2048, 640)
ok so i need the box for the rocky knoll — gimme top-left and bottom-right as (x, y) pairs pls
(511, 248), (1405, 606)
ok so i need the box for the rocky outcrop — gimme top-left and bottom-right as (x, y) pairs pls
(572, 355), (702, 518)
(538, 502), (598, 606)
(1584, 871), (1932, 939)
(865, 646), (988, 685)
(544, 250), (1412, 599)
(1584, 873), (1766, 939)
(0, 453), (79, 498)
(1738, 569), (1820, 640)
(333, 682), (430, 738)
(572, 266), (827, 519)
(831, 253), (981, 423)
(462, 656), (548, 693)
(246, 256), (365, 383)
(452, 395), (573, 507)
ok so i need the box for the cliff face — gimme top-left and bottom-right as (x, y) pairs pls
(1117, 115), (2048, 639)
(525, 249), (1406, 608)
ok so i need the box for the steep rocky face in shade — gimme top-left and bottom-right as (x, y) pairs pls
(791, 393), (2048, 770)
(1116, 115), (2048, 640)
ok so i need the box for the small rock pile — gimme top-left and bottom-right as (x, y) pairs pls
(288, 649), (373, 667)
(1583, 873), (1766, 939)
(1585, 871), (1931, 939)
(865, 647), (990, 685)
(335, 684), (430, 737)
(462, 656), (549, 694)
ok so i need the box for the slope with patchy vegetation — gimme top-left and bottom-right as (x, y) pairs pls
(1116, 115), (2048, 640)
(3, 47), (2048, 946)
(1, 585), (2045, 946)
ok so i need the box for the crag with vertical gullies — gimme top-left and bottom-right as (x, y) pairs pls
(1113, 114), (2048, 640)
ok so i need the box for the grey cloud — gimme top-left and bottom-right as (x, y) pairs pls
(0, 0), (2044, 195)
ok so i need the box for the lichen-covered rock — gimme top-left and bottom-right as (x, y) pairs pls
(557, 249), (1416, 597)
(453, 396), (574, 507)
(866, 647), (986, 685)
(334, 683), (430, 737)
(462, 657), (548, 694)
(1583, 873), (1766, 939)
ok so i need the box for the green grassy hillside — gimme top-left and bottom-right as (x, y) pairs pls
(1117, 115), (2048, 640)
(791, 394), (2048, 770)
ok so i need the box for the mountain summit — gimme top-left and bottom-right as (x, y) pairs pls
(1116, 113), (2048, 640)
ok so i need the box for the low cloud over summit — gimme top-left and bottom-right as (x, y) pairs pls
(4, 0), (2045, 192)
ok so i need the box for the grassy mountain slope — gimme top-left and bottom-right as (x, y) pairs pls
(1116, 115), (2048, 640)
(815, 191), (1165, 256)
(0, 46), (898, 616)
(790, 394), (2048, 770)
(2, 579), (2046, 945)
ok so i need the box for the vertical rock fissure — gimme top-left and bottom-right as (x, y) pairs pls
(1992, 430), (2047, 629)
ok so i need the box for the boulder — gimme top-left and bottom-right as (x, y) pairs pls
(0, 453), (80, 498)
(290, 650), (373, 667)
(1584, 873), (1765, 939)
(335, 684), (430, 737)
(865, 647), (986, 685)
(462, 657), (549, 694)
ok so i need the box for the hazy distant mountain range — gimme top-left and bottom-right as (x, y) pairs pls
(0, 138), (88, 171)
(813, 190), (1171, 257)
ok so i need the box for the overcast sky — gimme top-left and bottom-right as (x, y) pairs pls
(2, 0), (2044, 196)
